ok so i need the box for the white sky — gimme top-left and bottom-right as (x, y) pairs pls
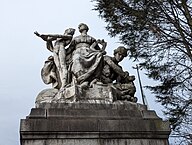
(0, 0), (163, 144)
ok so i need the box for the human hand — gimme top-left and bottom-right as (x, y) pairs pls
(34, 31), (40, 37)
(128, 75), (135, 81)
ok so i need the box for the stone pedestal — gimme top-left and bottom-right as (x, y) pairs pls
(20, 102), (170, 145)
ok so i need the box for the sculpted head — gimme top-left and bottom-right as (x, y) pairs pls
(64, 28), (75, 36)
(78, 23), (89, 33)
(113, 46), (128, 62)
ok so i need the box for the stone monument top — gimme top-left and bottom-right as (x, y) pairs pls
(20, 23), (170, 145)
(34, 23), (137, 107)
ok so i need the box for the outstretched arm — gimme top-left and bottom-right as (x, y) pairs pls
(46, 34), (72, 40)
(34, 31), (72, 41)
(34, 31), (54, 52)
(34, 31), (51, 41)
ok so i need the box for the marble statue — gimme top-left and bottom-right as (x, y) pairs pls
(34, 23), (137, 105)
(100, 46), (137, 102)
(66, 23), (106, 89)
(34, 28), (75, 89)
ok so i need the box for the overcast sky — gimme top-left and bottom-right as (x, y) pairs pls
(0, 0), (163, 145)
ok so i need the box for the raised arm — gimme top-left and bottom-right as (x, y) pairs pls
(34, 31), (72, 42)
(34, 31), (50, 41)
(46, 34), (72, 40)
(34, 31), (54, 52)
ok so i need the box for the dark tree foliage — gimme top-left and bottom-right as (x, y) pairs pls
(93, 0), (192, 144)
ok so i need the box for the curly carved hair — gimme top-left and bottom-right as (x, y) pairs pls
(113, 46), (128, 57)
(78, 23), (89, 33)
(64, 28), (75, 36)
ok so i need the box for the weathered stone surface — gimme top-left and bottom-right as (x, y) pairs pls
(35, 84), (119, 106)
(51, 84), (114, 103)
(35, 101), (147, 110)
(21, 139), (169, 145)
(20, 102), (170, 145)
(21, 23), (171, 145)
(27, 108), (46, 119)
(35, 23), (138, 104)
(35, 88), (58, 106)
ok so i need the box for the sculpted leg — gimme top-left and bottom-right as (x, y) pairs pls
(58, 45), (67, 88)
(53, 44), (67, 89)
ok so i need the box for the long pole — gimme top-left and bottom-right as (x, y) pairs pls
(135, 65), (149, 109)
(136, 65), (145, 105)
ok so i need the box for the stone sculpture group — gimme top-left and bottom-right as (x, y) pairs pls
(20, 23), (170, 145)
(35, 23), (137, 105)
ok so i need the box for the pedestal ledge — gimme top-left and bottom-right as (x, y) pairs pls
(20, 102), (170, 145)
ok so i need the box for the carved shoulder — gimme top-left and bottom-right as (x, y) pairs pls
(104, 56), (125, 77)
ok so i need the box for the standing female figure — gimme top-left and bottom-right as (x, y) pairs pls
(67, 23), (106, 88)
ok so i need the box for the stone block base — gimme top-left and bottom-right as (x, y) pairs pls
(20, 102), (170, 145)
(21, 139), (169, 145)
